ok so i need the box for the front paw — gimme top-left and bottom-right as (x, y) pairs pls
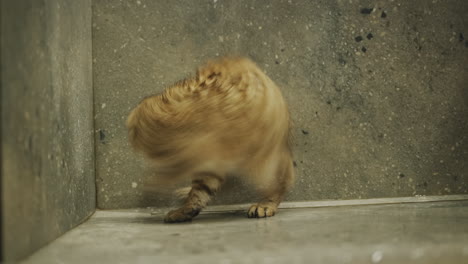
(247, 204), (277, 218)
(164, 208), (200, 223)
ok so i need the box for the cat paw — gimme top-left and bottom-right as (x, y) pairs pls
(247, 204), (277, 218)
(164, 208), (200, 223)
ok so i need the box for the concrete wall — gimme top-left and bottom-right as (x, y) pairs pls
(93, 0), (468, 209)
(1, 0), (94, 261)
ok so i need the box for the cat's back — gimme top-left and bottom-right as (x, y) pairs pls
(127, 57), (289, 162)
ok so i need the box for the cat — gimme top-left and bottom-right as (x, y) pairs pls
(126, 57), (294, 223)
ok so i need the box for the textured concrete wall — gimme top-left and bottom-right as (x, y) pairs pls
(93, 0), (468, 209)
(1, 0), (94, 261)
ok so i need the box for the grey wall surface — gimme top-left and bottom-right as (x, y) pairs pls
(93, 0), (468, 209)
(1, 0), (94, 261)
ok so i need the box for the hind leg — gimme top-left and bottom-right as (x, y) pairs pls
(248, 152), (294, 218)
(164, 172), (223, 223)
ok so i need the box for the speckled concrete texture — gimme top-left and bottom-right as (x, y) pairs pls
(93, 0), (468, 209)
(23, 200), (468, 264)
(1, 0), (94, 261)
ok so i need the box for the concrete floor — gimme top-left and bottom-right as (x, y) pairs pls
(23, 200), (468, 264)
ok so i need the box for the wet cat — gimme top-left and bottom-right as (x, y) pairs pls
(126, 57), (294, 223)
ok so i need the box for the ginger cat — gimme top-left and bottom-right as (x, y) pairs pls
(126, 57), (294, 223)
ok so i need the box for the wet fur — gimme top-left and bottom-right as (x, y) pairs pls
(126, 57), (294, 222)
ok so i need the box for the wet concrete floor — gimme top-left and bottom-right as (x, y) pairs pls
(23, 200), (468, 263)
